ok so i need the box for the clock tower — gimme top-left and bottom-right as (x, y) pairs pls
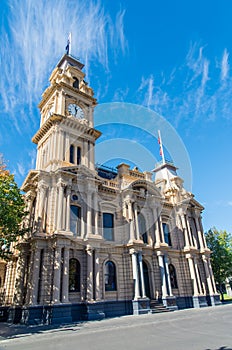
(34, 54), (101, 172)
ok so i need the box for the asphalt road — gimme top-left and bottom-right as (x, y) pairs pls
(0, 304), (232, 350)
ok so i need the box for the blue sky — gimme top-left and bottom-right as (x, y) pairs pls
(0, 0), (232, 233)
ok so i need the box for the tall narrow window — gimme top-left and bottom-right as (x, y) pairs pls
(163, 223), (172, 246)
(105, 261), (117, 291)
(169, 264), (178, 289)
(103, 213), (114, 241)
(138, 213), (148, 244)
(70, 205), (81, 236)
(77, 147), (81, 165)
(69, 258), (80, 292)
(70, 145), (74, 164)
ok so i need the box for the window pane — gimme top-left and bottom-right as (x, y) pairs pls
(103, 213), (114, 240)
(69, 258), (80, 292)
(105, 261), (117, 291)
(70, 205), (80, 236)
(70, 145), (74, 163)
(77, 147), (81, 165)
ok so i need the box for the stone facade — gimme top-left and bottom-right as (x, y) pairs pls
(1, 54), (220, 324)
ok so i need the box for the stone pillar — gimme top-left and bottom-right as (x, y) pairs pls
(194, 258), (203, 294)
(153, 208), (161, 246)
(186, 254), (199, 296)
(138, 252), (146, 298)
(62, 247), (69, 303)
(186, 216), (194, 247)
(180, 214), (190, 248)
(57, 183), (64, 231)
(30, 248), (41, 305)
(13, 248), (27, 305)
(86, 193), (92, 236)
(130, 249), (140, 299)
(66, 186), (71, 231)
(164, 255), (173, 296)
(157, 252), (168, 297)
(95, 251), (101, 300)
(86, 245), (93, 301)
(194, 214), (205, 250)
(202, 255), (214, 295)
(89, 142), (95, 171)
(134, 204), (140, 240)
(53, 246), (61, 304)
(208, 259), (217, 293)
(94, 192), (99, 235)
(158, 216), (165, 243)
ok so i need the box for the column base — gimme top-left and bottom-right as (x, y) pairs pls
(132, 298), (150, 315)
(192, 295), (208, 308)
(162, 296), (178, 311)
(206, 294), (221, 306)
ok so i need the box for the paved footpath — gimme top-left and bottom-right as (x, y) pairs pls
(0, 304), (232, 350)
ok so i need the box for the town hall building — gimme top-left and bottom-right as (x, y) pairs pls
(0, 53), (220, 324)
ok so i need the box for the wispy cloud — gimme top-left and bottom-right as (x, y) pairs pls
(0, 0), (126, 132)
(137, 42), (232, 125)
(221, 49), (230, 81)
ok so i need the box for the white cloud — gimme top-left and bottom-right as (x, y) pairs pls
(221, 49), (230, 81)
(0, 0), (126, 131)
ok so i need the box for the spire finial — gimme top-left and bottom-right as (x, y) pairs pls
(158, 130), (165, 165)
(65, 32), (72, 55)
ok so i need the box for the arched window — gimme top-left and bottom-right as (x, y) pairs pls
(169, 264), (178, 289)
(70, 205), (81, 236)
(105, 261), (117, 291)
(138, 213), (148, 244)
(73, 77), (79, 89)
(77, 147), (81, 165)
(162, 223), (172, 246)
(69, 258), (80, 292)
(70, 145), (74, 164)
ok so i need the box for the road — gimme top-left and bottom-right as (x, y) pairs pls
(0, 304), (232, 350)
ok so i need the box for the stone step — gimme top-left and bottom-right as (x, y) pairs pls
(149, 300), (173, 313)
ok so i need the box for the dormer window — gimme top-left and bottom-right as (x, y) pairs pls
(73, 77), (79, 89)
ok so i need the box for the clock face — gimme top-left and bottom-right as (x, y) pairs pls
(68, 103), (84, 119)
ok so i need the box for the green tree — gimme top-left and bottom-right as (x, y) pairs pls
(0, 157), (28, 260)
(205, 227), (232, 300)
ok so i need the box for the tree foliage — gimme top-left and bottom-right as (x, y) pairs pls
(205, 227), (232, 298)
(0, 156), (28, 259)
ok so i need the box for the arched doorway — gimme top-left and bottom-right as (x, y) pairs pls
(143, 261), (151, 298)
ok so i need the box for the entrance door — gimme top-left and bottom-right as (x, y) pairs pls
(143, 261), (151, 298)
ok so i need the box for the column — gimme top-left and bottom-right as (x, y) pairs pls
(186, 216), (194, 247)
(194, 258), (203, 294)
(157, 252), (168, 298)
(30, 248), (41, 305)
(152, 208), (160, 246)
(94, 192), (99, 235)
(134, 204), (140, 240)
(86, 192), (92, 236)
(202, 255), (214, 295)
(130, 249), (140, 299)
(180, 214), (190, 247)
(86, 245), (93, 301)
(186, 254), (199, 296)
(95, 251), (101, 300)
(90, 142), (95, 171)
(53, 246), (61, 303)
(138, 252), (146, 298)
(66, 186), (71, 231)
(158, 216), (165, 243)
(164, 255), (173, 296)
(57, 183), (64, 231)
(62, 247), (69, 303)
(194, 214), (205, 250)
(208, 259), (217, 293)
(14, 249), (27, 305)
